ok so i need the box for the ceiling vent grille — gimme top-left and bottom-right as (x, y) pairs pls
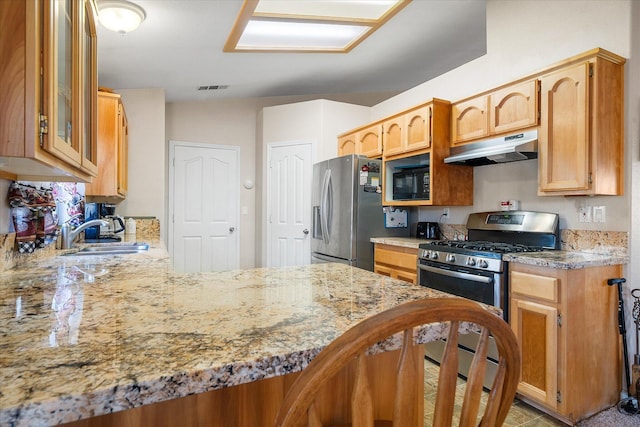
(197, 85), (229, 91)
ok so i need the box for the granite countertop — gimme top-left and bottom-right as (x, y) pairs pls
(503, 250), (629, 269)
(0, 241), (465, 427)
(372, 237), (628, 268)
(370, 236), (434, 249)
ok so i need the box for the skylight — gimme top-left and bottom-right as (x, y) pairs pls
(224, 0), (411, 53)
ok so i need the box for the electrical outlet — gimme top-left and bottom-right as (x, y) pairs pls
(579, 206), (592, 222)
(443, 208), (450, 216)
(593, 206), (606, 223)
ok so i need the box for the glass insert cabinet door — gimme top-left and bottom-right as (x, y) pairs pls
(81, 0), (98, 174)
(42, 0), (97, 173)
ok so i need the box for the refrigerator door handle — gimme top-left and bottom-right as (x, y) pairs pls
(321, 169), (331, 244)
(312, 206), (321, 239)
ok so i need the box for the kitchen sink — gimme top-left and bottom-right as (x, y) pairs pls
(63, 243), (149, 256)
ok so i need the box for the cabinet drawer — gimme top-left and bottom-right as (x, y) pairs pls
(374, 246), (418, 270)
(511, 270), (558, 302)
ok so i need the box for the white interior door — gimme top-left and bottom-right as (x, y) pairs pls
(267, 142), (312, 267)
(169, 141), (239, 273)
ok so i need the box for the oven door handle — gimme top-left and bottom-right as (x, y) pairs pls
(417, 264), (493, 284)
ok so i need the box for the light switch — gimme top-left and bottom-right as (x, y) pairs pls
(593, 206), (606, 223)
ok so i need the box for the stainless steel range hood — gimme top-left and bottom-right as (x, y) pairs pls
(444, 129), (538, 166)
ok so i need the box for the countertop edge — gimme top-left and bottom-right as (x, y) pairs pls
(370, 237), (434, 249)
(3, 318), (483, 426)
(503, 251), (629, 269)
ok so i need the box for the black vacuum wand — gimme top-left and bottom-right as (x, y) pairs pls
(608, 277), (639, 415)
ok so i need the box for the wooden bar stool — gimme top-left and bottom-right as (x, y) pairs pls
(274, 298), (520, 427)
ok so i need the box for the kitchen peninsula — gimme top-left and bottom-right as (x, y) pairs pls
(0, 242), (462, 427)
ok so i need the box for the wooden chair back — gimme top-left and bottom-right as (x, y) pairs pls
(274, 298), (520, 427)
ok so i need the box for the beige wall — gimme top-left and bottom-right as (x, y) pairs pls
(258, 99), (371, 265)
(165, 98), (259, 268)
(165, 97), (375, 268)
(115, 89), (167, 240)
(371, 0), (632, 232)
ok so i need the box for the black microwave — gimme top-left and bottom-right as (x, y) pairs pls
(392, 167), (430, 200)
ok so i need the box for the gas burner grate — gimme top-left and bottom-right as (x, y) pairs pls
(430, 240), (544, 254)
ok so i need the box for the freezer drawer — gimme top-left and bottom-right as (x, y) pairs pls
(311, 252), (354, 266)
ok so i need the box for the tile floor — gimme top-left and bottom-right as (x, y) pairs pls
(423, 359), (566, 426)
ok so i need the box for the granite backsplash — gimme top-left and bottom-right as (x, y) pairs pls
(439, 224), (628, 256)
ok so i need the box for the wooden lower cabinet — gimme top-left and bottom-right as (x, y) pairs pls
(509, 263), (621, 425)
(373, 244), (418, 284)
(60, 347), (423, 427)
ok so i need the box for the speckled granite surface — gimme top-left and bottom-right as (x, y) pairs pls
(0, 241), (468, 427)
(0, 219), (160, 274)
(373, 229), (628, 269)
(370, 236), (433, 248)
(560, 229), (628, 256)
(503, 250), (629, 269)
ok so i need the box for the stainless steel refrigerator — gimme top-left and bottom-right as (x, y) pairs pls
(311, 154), (409, 271)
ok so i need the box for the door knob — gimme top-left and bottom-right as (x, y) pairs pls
(303, 229), (309, 235)
(229, 227), (235, 232)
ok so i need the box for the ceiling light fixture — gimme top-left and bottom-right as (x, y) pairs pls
(97, 0), (147, 34)
(225, 0), (411, 53)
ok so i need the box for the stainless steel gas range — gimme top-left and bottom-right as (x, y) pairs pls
(418, 210), (560, 388)
(418, 210), (559, 320)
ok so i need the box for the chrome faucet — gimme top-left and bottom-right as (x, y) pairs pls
(60, 219), (109, 249)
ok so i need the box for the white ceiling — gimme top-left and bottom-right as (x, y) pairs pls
(96, 0), (487, 105)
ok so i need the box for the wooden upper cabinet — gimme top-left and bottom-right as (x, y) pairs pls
(451, 96), (489, 145)
(86, 91), (128, 198)
(489, 79), (539, 135)
(382, 99), (473, 207)
(452, 79), (539, 147)
(538, 50), (624, 196)
(0, 0), (97, 181)
(383, 105), (431, 157)
(118, 103), (129, 196)
(42, 0), (83, 166)
(337, 124), (383, 158)
(337, 133), (357, 156)
(80, 0), (99, 176)
(381, 116), (405, 157)
(538, 64), (590, 193)
(357, 123), (383, 158)
(405, 106), (431, 152)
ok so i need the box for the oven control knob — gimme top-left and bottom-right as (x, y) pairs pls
(429, 251), (438, 260)
(477, 259), (488, 268)
(446, 254), (456, 263)
(466, 257), (476, 266)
